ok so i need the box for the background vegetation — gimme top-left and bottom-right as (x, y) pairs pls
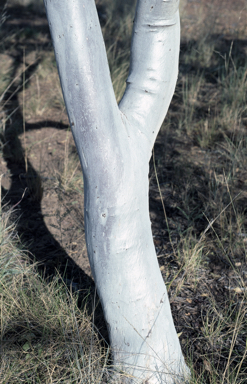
(0, 0), (247, 382)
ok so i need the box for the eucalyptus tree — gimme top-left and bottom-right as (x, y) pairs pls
(44, 0), (190, 382)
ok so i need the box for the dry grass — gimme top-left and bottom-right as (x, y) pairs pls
(0, 0), (247, 383)
(53, 131), (84, 194)
(0, 216), (109, 383)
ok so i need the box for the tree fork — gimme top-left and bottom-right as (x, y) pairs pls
(44, 0), (190, 382)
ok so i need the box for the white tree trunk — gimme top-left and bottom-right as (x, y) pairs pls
(44, 0), (190, 382)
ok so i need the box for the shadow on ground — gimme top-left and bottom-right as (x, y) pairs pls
(0, 2), (108, 341)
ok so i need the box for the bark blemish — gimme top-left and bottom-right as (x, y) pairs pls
(146, 329), (152, 338)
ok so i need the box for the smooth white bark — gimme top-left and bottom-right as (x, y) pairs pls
(44, 0), (190, 382)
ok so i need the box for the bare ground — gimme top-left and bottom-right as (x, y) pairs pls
(0, 0), (247, 377)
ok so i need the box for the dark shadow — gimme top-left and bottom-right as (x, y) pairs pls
(179, 36), (247, 76)
(172, 36), (247, 122)
(0, 3), (108, 342)
(150, 36), (247, 242)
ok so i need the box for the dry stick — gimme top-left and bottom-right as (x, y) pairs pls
(152, 149), (175, 257)
(0, 70), (36, 133)
(1, 106), (20, 133)
(153, 149), (242, 297)
(89, 286), (97, 382)
(224, 170), (241, 236)
(123, 313), (182, 381)
(222, 299), (244, 383)
(202, 193), (240, 237)
(153, 149), (189, 295)
(203, 193), (242, 272)
(9, 188), (28, 212)
(22, 48), (28, 174)
(63, 131), (70, 187)
(35, 74), (41, 109)
(223, 171), (243, 268)
(153, 147), (201, 294)
(1, 60), (38, 107)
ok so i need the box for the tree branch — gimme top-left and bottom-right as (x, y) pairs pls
(119, 0), (180, 154)
(44, 0), (120, 171)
